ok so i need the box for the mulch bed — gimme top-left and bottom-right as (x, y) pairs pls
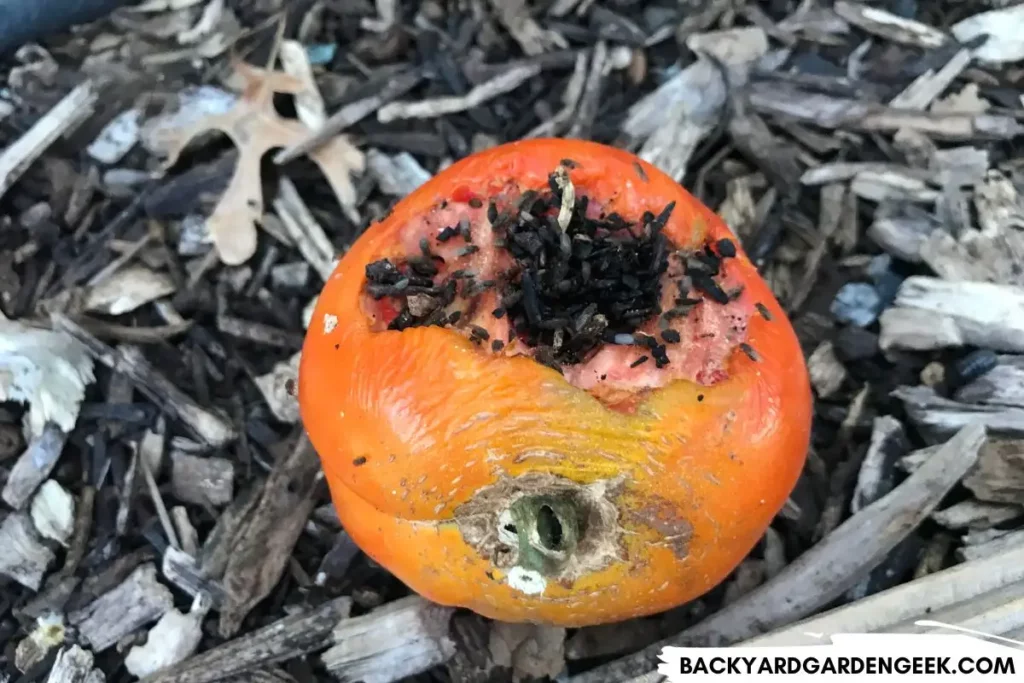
(2, 0), (1024, 682)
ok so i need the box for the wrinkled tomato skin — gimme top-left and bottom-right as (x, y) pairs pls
(299, 139), (812, 627)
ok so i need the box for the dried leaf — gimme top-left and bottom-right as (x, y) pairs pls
(157, 61), (365, 266)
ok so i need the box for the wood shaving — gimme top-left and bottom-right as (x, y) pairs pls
(0, 313), (95, 440)
(156, 61), (365, 266)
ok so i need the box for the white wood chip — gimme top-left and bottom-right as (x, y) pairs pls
(952, 4), (1024, 64)
(322, 595), (455, 683)
(0, 309), (95, 441)
(833, 1), (948, 48)
(125, 596), (208, 677)
(30, 480), (75, 546)
(880, 277), (1024, 353)
(84, 265), (177, 315)
(0, 511), (56, 590)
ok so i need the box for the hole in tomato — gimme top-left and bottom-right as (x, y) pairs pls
(536, 504), (563, 551)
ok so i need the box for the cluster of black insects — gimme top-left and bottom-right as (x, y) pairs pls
(363, 167), (741, 373)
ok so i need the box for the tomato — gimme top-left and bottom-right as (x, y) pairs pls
(298, 139), (812, 626)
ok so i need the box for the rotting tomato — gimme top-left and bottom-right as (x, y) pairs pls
(298, 138), (812, 627)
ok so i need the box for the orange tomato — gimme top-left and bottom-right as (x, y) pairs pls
(299, 139), (812, 627)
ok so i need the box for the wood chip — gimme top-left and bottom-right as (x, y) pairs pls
(83, 265), (177, 315)
(832, 1), (948, 48)
(161, 545), (227, 608)
(171, 451), (235, 507)
(272, 175), (339, 282)
(952, 4), (1024, 64)
(0, 314), (95, 441)
(218, 433), (322, 637)
(959, 528), (1024, 561)
(378, 63), (542, 123)
(365, 149), (432, 197)
(3, 423), (69, 510)
(16, 612), (67, 673)
(893, 385), (1024, 439)
(489, 622), (566, 682)
(139, 595), (352, 683)
(889, 49), (971, 110)
(254, 352), (300, 424)
(321, 595), (456, 683)
(46, 645), (105, 683)
(879, 277), (1024, 353)
(623, 27), (768, 182)
(956, 355), (1024, 408)
(807, 341), (846, 398)
(748, 82), (1024, 140)
(278, 39), (327, 130)
(52, 315), (236, 446)
(0, 81), (97, 202)
(69, 562), (174, 652)
(932, 83), (991, 115)
(932, 499), (1023, 530)
(125, 597), (209, 678)
(487, 0), (567, 56)
(850, 169), (940, 203)
(867, 209), (936, 262)
(852, 416), (911, 515)
(0, 511), (56, 590)
(739, 541), (1024, 646)
(976, 169), (1024, 235)
(30, 479), (76, 546)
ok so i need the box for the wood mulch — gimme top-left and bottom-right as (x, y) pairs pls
(2, 1), (1024, 682)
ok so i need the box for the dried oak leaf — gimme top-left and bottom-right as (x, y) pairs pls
(159, 61), (365, 266)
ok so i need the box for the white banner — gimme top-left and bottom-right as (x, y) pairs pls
(658, 623), (1024, 682)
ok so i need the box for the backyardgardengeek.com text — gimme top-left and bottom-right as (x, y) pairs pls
(676, 655), (1017, 676)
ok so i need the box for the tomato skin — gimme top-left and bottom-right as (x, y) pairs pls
(299, 139), (812, 627)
